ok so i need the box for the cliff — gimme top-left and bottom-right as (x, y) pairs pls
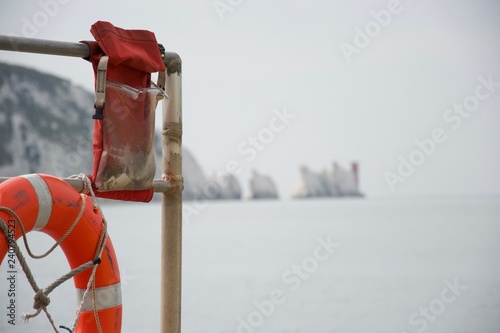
(292, 162), (363, 198)
(248, 169), (279, 199)
(0, 62), (94, 177)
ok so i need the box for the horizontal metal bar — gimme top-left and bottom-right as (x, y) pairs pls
(0, 35), (90, 58)
(0, 177), (171, 193)
(0, 35), (181, 64)
(153, 179), (174, 193)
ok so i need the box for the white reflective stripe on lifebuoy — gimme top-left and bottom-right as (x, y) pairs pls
(77, 283), (122, 311)
(20, 174), (52, 231)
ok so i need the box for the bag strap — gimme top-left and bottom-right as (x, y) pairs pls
(93, 55), (166, 119)
(157, 70), (166, 91)
(92, 55), (109, 120)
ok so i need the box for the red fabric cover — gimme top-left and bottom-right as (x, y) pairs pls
(82, 21), (164, 202)
(90, 21), (165, 74)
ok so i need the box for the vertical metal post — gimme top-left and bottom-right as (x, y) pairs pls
(161, 53), (183, 333)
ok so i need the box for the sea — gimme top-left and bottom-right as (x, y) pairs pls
(1, 196), (499, 333)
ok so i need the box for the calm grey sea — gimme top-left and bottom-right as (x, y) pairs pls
(1, 197), (499, 333)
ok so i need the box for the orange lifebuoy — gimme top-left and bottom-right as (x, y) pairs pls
(0, 174), (121, 333)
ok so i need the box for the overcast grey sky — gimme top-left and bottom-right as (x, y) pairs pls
(1, 0), (499, 198)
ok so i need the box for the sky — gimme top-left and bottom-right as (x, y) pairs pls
(0, 0), (499, 198)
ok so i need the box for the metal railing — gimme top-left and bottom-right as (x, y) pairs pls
(0, 34), (183, 333)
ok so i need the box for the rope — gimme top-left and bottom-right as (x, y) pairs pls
(0, 179), (107, 333)
(44, 258), (101, 296)
(68, 174), (90, 194)
(70, 174), (107, 333)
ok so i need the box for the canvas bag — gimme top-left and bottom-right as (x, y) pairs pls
(83, 21), (166, 202)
